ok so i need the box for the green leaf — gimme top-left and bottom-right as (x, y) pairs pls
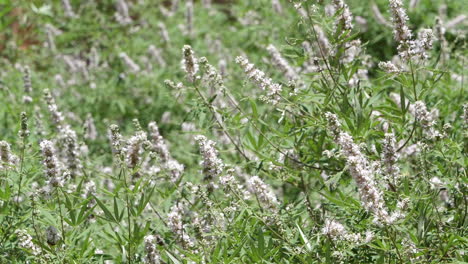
(296, 222), (312, 252)
(94, 196), (116, 222)
(166, 251), (181, 264)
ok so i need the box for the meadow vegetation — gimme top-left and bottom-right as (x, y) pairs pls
(0, 0), (466, 263)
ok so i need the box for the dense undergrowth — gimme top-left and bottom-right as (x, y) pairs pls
(0, 0), (467, 263)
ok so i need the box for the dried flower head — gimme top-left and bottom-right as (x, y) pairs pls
(46, 226), (61, 246)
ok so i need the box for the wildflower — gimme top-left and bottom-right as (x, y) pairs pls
(84, 114), (97, 140)
(342, 40), (362, 64)
(45, 24), (57, 52)
(115, 0), (132, 25)
(144, 235), (161, 264)
(267, 44), (298, 80)
(333, 0), (354, 33)
(413, 101), (437, 129)
(409, 0), (419, 9)
(148, 122), (170, 162)
(147, 121), (184, 182)
(236, 56), (282, 105)
(46, 226), (61, 246)
(355, 16), (368, 32)
(219, 169), (251, 199)
(218, 59), (227, 76)
(61, 0), (76, 18)
(182, 45), (199, 82)
(158, 23), (170, 44)
(19, 112), (30, 139)
(0, 141), (17, 170)
(89, 47), (100, 68)
(119, 52), (140, 73)
(124, 131), (147, 180)
(165, 159), (184, 183)
(55, 74), (66, 88)
(371, 4), (392, 28)
(22, 66), (33, 103)
(43, 89), (64, 129)
(109, 124), (124, 156)
(168, 202), (194, 248)
(40, 140), (63, 188)
(313, 26), (332, 57)
(171, 0), (180, 14)
(82, 181), (97, 221)
(59, 126), (82, 177)
(15, 230), (41, 255)
(194, 135), (224, 190)
(429, 177), (443, 189)
(378, 61), (401, 73)
(271, 0), (283, 14)
(247, 176), (279, 211)
(326, 112), (392, 224)
(388, 0), (412, 43)
(406, 29), (435, 59)
(148, 45), (166, 67)
(445, 14), (467, 29)
(381, 133), (400, 184)
(322, 219), (347, 241)
(199, 57), (225, 89)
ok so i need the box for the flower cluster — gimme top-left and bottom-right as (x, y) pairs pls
(266, 44), (298, 81)
(109, 124), (124, 157)
(167, 202), (194, 248)
(148, 122), (184, 182)
(43, 89), (64, 129)
(388, 0), (412, 43)
(236, 56), (283, 105)
(322, 219), (374, 244)
(333, 0), (354, 33)
(119, 52), (140, 73)
(378, 61), (401, 74)
(22, 66), (33, 103)
(194, 135), (224, 190)
(61, 0), (76, 18)
(144, 235), (161, 264)
(15, 230), (42, 256)
(40, 140), (64, 188)
(0, 141), (17, 170)
(325, 112), (392, 224)
(124, 131), (147, 180)
(247, 176), (279, 211)
(59, 126), (82, 177)
(115, 0), (132, 25)
(182, 45), (199, 82)
(381, 133), (400, 184)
